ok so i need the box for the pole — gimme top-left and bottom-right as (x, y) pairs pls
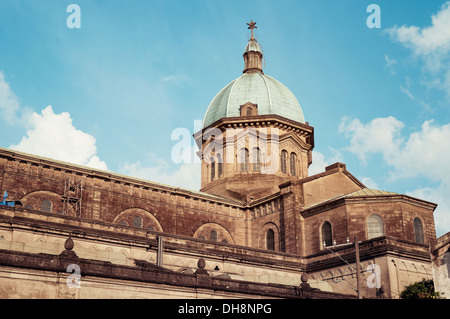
(355, 236), (361, 299)
(157, 236), (164, 267)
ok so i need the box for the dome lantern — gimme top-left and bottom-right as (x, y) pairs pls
(243, 20), (263, 74)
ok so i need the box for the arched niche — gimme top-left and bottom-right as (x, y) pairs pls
(113, 208), (163, 232)
(193, 222), (234, 245)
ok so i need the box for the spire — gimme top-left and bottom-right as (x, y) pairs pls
(243, 20), (263, 74)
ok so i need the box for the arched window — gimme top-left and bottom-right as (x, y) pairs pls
(133, 216), (143, 228)
(252, 147), (261, 172)
(367, 215), (384, 239)
(240, 148), (249, 172)
(266, 229), (275, 251)
(217, 153), (223, 177)
(414, 217), (424, 244)
(210, 230), (218, 242)
(280, 150), (288, 174)
(40, 199), (52, 213)
(210, 157), (215, 181)
(147, 226), (155, 231)
(240, 103), (257, 116)
(290, 153), (297, 176)
(321, 222), (332, 247)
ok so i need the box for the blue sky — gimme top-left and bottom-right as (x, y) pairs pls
(1, 0), (450, 236)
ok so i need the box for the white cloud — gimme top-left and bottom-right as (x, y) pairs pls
(400, 85), (415, 100)
(339, 116), (450, 236)
(339, 116), (450, 180)
(161, 74), (189, 85)
(9, 105), (107, 170)
(386, 2), (450, 57)
(387, 2), (450, 95)
(338, 116), (404, 165)
(0, 71), (107, 171)
(0, 71), (21, 124)
(308, 151), (328, 176)
(384, 54), (397, 66)
(384, 54), (397, 75)
(360, 177), (379, 189)
(120, 153), (201, 191)
(308, 148), (343, 176)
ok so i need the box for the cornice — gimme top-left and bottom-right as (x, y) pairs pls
(194, 114), (314, 148)
(301, 193), (437, 218)
(304, 236), (431, 273)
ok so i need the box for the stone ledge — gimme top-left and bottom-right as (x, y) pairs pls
(0, 248), (353, 299)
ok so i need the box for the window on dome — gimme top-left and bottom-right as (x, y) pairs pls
(280, 150), (287, 174)
(240, 102), (258, 117)
(210, 157), (215, 181)
(290, 153), (297, 176)
(252, 147), (261, 172)
(240, 148), (249, 172)
(217, 154), (223, 177)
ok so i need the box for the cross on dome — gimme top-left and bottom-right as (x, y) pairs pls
(247, 20), (257, 41)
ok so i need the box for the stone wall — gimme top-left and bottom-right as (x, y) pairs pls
(431, 232), (450, 298)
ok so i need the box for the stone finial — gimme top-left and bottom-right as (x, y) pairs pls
(60, 236), (78, 259)
(64, 237), (74, 251)
(194, 258), (209, 275)
(301, 273), (309, 283)
(198, 258), (206, 269)
(300, 273), (312, 291)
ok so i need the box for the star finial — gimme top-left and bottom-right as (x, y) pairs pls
(247, 20), (257, 41)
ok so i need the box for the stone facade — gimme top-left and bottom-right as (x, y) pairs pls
(0, 145), (438, 299)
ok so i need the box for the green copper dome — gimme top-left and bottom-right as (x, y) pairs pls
(202, 25), (305, 129)
(202, 72), (305, 128)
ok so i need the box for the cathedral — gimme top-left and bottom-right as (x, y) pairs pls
(0, 21), (440, 299)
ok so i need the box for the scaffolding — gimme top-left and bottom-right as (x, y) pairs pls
(62, 179), (82, 217)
